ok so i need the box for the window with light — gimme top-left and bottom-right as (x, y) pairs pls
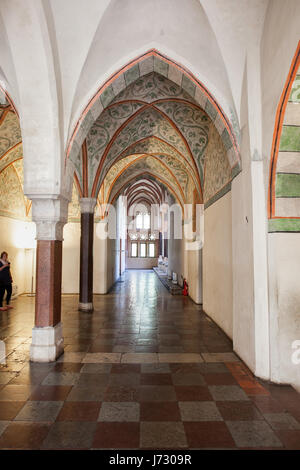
(140, 243), (146, 257)
(131, 242), (138, 257)
(148, 243), (155, 257)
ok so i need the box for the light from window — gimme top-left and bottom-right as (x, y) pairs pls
(131, 242), (137, 257)
(144, 213), (150, 229)
(148, 243), (155, 257)
(136, 213), (143, 229)
(140, 243), (146, 257)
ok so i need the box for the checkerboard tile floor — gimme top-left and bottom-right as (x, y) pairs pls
(0, 270), (299, 449)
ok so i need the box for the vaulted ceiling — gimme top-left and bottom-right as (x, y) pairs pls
(0, 98), (22, 173)
(75, 72), (232, 209)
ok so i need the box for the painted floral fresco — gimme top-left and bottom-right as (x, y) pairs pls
(83, 72), (232, 206)
(0, 69), (235, 225)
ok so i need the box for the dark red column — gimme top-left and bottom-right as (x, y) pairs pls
(30, 197), (68, 362)
(35, 240), (62, 327)
(79, 198), (96, 312)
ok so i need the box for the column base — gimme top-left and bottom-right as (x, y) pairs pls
(0, 340), (6, 364)
(78, 302), (94, 312)
(30, 323), (64, 362)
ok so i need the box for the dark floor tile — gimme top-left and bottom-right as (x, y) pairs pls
(227, 421), (283, 448)
(52, 363), (83, 373)
(0, 401), (26, 420)
(184, 422), (236, 448)
(265, 386), (300, 420)
(203, 373), (238, 386)
(135, 346), (158, 353)
(140, 374), (172, 386)
(81, 363), (112, 374)
(140, 402), (181, 421)
(209, 385), (250, 402)
(141, 364), (171, 374)
(109, 374), (140, 387)
(138, 386), (177, 402)
(93, 422), (140, 449)
(67, 386), (106, 402)
(197, 363), (230, 374)
(111, 364), (140, 374)
(98, 402), (139, 422)
(172, 373), (206, 386)
(179, 401), (223, 421)
(88, 345), (114, 353)
(42, 371), (80, 386)
(275, 430), (300, 449)
(169, 363), (205, 374)
(250, 395), (286, 413)
(158, 346), (184, 353)
(0, 422), (50, 449)
(263, 412), (300, 430)
(29, 385), (72, 401)
(0, 385), (35, 401)
(216, 401), (264, 421)
(175, 386), (212, 401)
(57, 402), (101, 422)
(76, 373), (109, 388)
(140, 421), (187, 449)
(42, 421), (97, 449)
(14, 401), (63, 422)
(104, 385), (139, 402)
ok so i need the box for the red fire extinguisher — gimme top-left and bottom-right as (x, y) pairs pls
(182, 279), (188, 296)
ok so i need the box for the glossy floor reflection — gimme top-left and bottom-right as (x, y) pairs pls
(0, 270), (300, 449)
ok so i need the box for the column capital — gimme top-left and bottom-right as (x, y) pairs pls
(31, 196), (69, 241)
(79, 197), (97, 214)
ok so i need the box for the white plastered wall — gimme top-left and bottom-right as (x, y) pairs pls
(260, 0), (300, 390)
(203, 192), (233, 339)
(268, 233), (300, 391)
(0, 216), (28, 295)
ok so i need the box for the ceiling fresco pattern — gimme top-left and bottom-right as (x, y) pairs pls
(0, 109), (22, 157)
(0, 160), (30, 220)
(106, 156), (185, 209)
(101, 154), (142, 204)
(203, 124), (232, 204)
(0, 70), (235, 225)
(124, 177), (166, 209)
(81, 71), (232, 210)
(0, 106), (23, 175)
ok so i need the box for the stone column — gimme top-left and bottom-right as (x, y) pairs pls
(79, 198), (97, 312)
(167, 211), (174, 279)
(30, 197), (68, 362)
(159, 231), (163, 256)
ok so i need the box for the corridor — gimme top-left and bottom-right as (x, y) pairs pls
(0, 270), (300, 449)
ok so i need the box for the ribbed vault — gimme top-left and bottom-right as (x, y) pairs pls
(74, 71), (234, 208)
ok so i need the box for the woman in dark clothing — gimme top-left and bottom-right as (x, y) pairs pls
(0, 251), (13, 311)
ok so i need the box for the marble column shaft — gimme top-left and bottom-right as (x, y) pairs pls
(79, 198), (97, 312)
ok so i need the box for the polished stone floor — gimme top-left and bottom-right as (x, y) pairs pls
(0, 270), (300, 449)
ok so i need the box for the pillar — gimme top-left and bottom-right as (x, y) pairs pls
(159, 231), (163, 256)
(167, 211), (174, 279)
(79, 198), (97, 312)
(30, 197), (68, 362)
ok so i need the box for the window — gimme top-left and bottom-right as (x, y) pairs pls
(135, 212), (150, 229)
(140, 243), (146, 257)
(144, 213), (150, 229)
(136, 213), (143, 229)
(148, 243), (155, 257)
(131, 242), (137, 257)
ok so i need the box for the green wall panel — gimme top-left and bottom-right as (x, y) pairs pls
(279, 126), (300, 152)
(276, 173), (300, 197)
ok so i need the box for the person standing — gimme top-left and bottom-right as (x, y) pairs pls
(0, 251), (13, 311)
